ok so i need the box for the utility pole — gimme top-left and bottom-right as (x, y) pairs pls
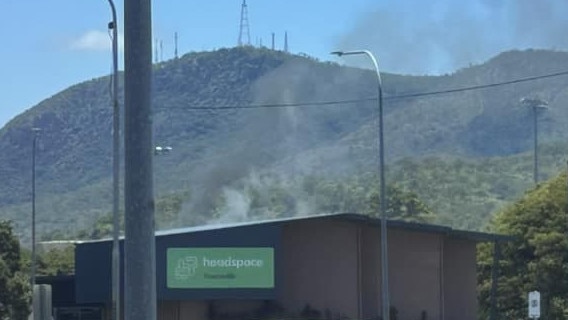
(124, 1), (156, 320)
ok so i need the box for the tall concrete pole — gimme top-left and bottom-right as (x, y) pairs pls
(124, 1), (156, 320)
(107, 1), (120, 319)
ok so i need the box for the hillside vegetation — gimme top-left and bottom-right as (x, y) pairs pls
(2, 47), (568, 241)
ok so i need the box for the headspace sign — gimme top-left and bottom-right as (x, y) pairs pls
(167, 247), (274, 289)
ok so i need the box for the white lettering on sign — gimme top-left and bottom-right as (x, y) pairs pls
(202, 256), (264, 268)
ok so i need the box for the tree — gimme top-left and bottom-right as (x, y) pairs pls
(306, 174), (435, 223)
(478, 173), (568, 319)
(0, 220), (30, 320)
(38, 246), (75, 276)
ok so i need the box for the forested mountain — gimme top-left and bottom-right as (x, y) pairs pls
(2, 47), (568, 242)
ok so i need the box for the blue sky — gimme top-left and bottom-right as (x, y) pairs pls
(1, 0), (567, 128)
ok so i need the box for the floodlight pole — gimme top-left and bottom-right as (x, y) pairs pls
(521, 98), (548, 185)
(30, 127), (41, 291)
(331, 50), (389, 320)
(533, 104), (539, 185)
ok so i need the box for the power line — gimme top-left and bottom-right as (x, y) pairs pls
(158, 68), (568, 111)
(387, 69), (568, 101)
(165, 98), (376, 110)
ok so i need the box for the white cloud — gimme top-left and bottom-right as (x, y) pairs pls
(69, 30), (124, 52)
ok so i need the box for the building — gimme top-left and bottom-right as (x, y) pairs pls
(40, 213), (509, 320)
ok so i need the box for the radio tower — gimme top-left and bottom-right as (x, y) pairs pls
(238, 0), (251, 46)
(154, 39), (159, 63)
(174, 32), (178, 59)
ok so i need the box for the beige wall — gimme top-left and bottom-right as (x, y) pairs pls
(179, 301), (207, 320)
(443, 238), (478, 320)
(209, 300), (263, 316)
(360, 225), (380, 319)
(280, 219), (360, 318)
(279, 220), (480, 320)
(156, 300), (263, 320)
(158, 301), (180, 320)
(387, 229), (443, 320)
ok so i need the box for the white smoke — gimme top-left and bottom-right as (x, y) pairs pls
(209, 188), (251, 224)
(337, 0), (568, 75)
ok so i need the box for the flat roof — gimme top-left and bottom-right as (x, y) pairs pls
(81, 213), (512, 244)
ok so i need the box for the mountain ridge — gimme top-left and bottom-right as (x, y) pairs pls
(2, 47), (568, 240)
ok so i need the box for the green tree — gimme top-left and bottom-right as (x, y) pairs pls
(38, 246), (75, 276)
(307, 174), (435, 223)
(478, 173), (568, 319)
(0, 220), (30, 320)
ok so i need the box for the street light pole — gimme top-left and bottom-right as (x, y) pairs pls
(521, 98), (548, 185)
(106, 1), (120, 320)
(30, 127), (41, 291)
(331, 50), (389, 320)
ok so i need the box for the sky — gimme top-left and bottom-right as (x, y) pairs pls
(1, 0), (568, 128)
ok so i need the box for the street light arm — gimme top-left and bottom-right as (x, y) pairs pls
(331, 50), (383, 89)
(107, 0), (117, 29)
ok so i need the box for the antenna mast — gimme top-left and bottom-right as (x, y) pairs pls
(271, 32), (275, 50)
(284, 31), (289, 52)
(154, 39), (158, 63)
(238, 0), (251, 46)
(174, 32), (179, 59)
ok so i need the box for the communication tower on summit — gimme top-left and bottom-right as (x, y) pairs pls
(154, 39), (159, 63)
(238, 0), (251, 46)
(174, 32), (179, 59)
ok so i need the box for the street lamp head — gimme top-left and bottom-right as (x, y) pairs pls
(330, 50), (370, 57)
(520, 97), (549, 108)
(154, 146), (173, 155)
(32, 127), (41, 137)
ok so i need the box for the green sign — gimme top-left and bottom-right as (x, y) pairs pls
(167, 247), (274, 289)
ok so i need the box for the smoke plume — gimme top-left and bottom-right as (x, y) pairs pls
(337, 0), (568, 75)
